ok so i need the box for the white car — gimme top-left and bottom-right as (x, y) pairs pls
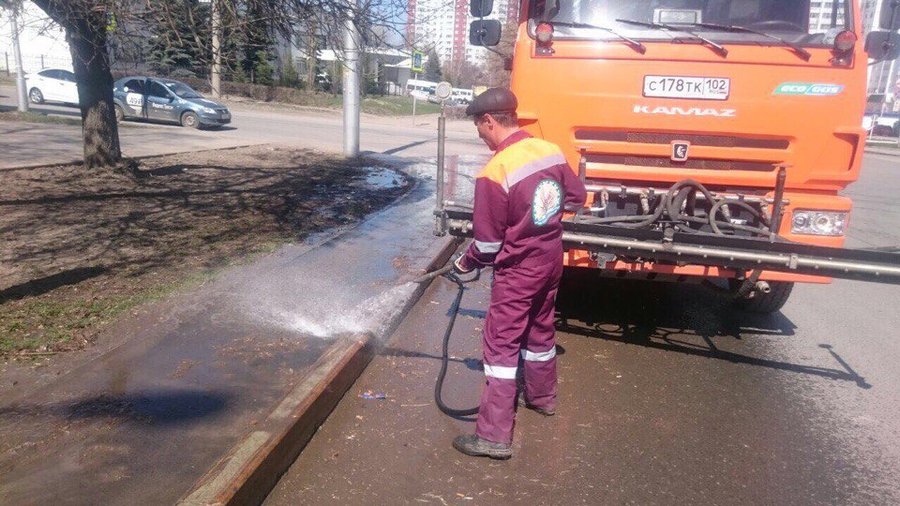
(26, 68), (79, 105)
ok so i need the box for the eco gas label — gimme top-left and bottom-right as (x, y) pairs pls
(773, 83), (844, 96)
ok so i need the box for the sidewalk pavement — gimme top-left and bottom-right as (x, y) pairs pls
(864, 145), (900, 157)
(0, 155), (483, 505)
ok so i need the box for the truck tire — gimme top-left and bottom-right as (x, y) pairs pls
(181, 111), (201, 129)
(733, 281), (794, 314)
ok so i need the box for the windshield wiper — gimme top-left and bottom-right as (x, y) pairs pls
(615, 18), (728, 57)
(685, 22), (812, 61)
(546, 21), (647, 54)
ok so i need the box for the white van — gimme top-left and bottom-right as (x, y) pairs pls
(406, 79), (438, 100)
(451, 88), (474, 104)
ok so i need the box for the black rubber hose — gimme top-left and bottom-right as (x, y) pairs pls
(709, 199), (771, 237)
(411, 263), (454, 284)
(574, 198), (666, 228)
(433, 271), (481, 417)
(732, 270), (763, 299)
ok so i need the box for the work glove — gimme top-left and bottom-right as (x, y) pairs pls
(453, 253), (475, 275)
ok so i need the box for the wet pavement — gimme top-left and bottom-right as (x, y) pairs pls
(0, 157), (472, 504)
(265, 154), (900, 505)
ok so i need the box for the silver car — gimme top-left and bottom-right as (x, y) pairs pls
(112, 76), (231, 129)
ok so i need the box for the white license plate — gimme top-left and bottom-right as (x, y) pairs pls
(643, 76), (730, 100)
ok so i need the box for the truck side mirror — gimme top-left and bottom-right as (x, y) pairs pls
(880, 1), (900, 31)
(470, 0), (494, 18)
(469, 19), (502, 46)
(865, 31), (900, 61)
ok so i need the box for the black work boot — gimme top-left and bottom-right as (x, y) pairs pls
(517, 396), (556, 416)
(452, 434), (512, 460)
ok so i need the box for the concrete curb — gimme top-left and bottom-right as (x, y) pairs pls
(178, 235), (463, 506)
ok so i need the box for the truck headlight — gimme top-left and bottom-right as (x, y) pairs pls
(791, 210), (848, 236)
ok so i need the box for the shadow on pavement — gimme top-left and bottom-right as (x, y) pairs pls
(379, 345), (483, 371)
(0, 389), (230, 426)
(557, 272), (871, 388)
(0, 103), (81, 118)
(380, 139), (431, 155)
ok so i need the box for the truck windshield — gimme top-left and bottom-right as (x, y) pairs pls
(531, 0), (851, 47)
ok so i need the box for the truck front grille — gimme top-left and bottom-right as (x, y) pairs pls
(575, 130), (790, 150)
(585, 154), (775, 172)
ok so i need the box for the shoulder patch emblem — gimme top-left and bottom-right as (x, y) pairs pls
(532, 179), (562, 226)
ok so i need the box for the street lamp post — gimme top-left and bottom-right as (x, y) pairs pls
(342, 0), (360, 156)
(7, 2), (28, 112)
(199, 0), (221, 98)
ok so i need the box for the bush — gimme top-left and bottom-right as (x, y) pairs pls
(175, 76), (332, 106)
(254, 51), (274, 86)
(170, 68), (197, 79)
(280, 54), (301, 89)
(231, 64), (248, 84)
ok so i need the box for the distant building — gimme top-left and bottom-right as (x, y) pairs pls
(407, 0), (516, 67)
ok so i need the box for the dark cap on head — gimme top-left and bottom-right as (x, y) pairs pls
(465, 87), (518, 116)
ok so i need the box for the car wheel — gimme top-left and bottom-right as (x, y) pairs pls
(181, 111), (201, 129)
(29, 88), (44, 104)
(114, 105), (125, 123)
(873, 125), (893, 137)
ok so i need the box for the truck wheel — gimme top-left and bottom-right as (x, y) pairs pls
(181, 111), (201, 129)
(114, 105), (125, 123)
(732, 281), (794, 314)
(29, 88), (44, 104)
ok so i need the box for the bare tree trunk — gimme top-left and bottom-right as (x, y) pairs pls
(68, 24), (121, 168)
(211, 0), (221, 98)
(306, 18), (317, 89)
(33, 0), (121, 169)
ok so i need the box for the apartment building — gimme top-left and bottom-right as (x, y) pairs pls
(407, 0), (517, 67)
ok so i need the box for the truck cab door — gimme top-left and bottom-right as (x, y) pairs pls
(146, 80), (179, 123)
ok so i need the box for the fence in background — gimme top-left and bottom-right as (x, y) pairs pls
(0, 52), (72, 75)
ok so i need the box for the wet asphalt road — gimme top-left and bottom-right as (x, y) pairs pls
(265, 153), (900, 505)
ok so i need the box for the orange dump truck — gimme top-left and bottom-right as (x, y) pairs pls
(440, 0), (900, 312)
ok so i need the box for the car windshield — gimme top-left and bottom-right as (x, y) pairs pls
(164, 81), (202, 99)
(530, 0), (851, 47)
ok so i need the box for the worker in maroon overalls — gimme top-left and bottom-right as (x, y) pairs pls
(452, 88), (587, 459)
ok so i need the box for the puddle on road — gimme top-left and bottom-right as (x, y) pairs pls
(363, 168), (405, 190)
